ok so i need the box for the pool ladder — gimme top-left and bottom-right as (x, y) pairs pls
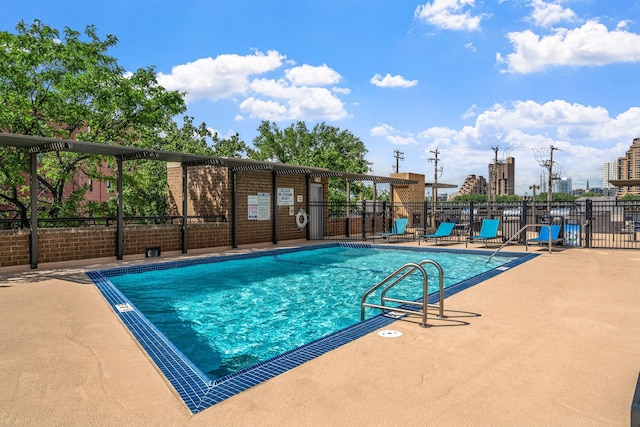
(486, 223), (555, 262)
(360, 259), (445, 328)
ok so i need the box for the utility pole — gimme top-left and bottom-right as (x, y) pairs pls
(537, 145), (561, 211)
(529, 184), (540, 218)
(547, 145), (559, 210)
(491, 146), (499, 205)
(428, 149), (442, 227)
(393, 150), (404, 173)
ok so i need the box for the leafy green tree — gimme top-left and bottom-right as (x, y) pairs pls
(536, 192), (576, 202)
(0, 20), (186, 220)
(211, 132), (253, 158)
(452, 194), (488, 202)
(496, 194), (523, 202)
(580, 191), (603, 198)
(619, 194), (640, 201)
(250, 121), (370, 201)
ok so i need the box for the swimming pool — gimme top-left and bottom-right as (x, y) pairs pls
(88, 243), (537, 413)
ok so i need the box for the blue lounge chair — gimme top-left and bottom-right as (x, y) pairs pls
(376, 218), (409, 242)
(418, 222), (455, 245)
(466, 218), (501, 247)
(526, 224), (562, 249)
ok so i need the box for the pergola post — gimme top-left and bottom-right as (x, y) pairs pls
(29, 152), (38, 269)
(346, 180), (351, 237)
(181, 163), (188, 253)
(231, 170), (238, 248)
(306, 174), (311, 240)
(272, 171), (278, 244)
(116, 157), (124, 260)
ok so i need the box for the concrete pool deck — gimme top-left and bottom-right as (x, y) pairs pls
(1, 242), (639, 426)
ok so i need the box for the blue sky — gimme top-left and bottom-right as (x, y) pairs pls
(4, 0), (640, 195)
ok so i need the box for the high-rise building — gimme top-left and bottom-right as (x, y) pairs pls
(615, 138), (640, 196)
(552, 177), (572, 194)
(603, 161), (618, 189)
(488, 157), (515, 196)
(457, 175), (487, 196)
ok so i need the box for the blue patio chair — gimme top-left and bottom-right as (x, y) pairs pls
(418, 222), (455, 246)
(466, 218), (501, 247)
(376, 218), (409, 242)
(526, 224), (562, 249)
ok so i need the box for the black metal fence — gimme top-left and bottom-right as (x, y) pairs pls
(0, 214), (227, 229)
(322, 200), (640, 250)
(3, 200), (639, 250)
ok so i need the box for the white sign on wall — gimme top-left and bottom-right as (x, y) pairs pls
(277, 188), (294, 206)
(257, 192), (270, 220)
(247, 195), (258, 220)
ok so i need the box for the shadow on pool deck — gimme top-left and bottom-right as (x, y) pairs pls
(1, 241), (639, 426)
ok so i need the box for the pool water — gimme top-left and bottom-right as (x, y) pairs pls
(107, 246), (512, 380)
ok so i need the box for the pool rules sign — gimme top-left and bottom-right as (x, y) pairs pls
(248, 193), (271, 220)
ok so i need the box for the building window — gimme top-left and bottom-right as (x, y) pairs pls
(88, 179), (93, 192)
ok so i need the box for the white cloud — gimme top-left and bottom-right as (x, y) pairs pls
(157, 50), (349, 122)
(370, 123), (418, 145)
(498, 21), (640, 73)
(414, 0), (485, 31)
(370, 123), (396, 137)
(370, 73), (418, 88)
(412, 100), (640, 193)
(157, 50), (285, 101)
(528, 0), (577, 28)
(241, 79), (348, 121)
(238, 98), (288, 121)
(617, 20), (631, 30)
(465, 42), (477, 52)
(462, 104), (478, 119)
(284, 64), (342, 86)
(388, 135), (419, 145)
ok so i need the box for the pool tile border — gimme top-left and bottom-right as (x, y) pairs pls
(88, 243), (537, 414)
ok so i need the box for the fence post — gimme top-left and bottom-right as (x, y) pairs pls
(521, 200), (528, 244)
(345, 201), (350, 238)
(585, 199), (592, 248)
(382, 201), (387, 234)
(423, 201), (428, 231)
(361, 200), (367, 241)
(469, 201), (475, 237)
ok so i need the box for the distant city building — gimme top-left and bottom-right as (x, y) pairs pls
(614, 137), (640, 196)
(488, 156), (515, 195)
(552, 177), (572, 194)
(457, 174), (487, 196)
(603, 161), (618, 189)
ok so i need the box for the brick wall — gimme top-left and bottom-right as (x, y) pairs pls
(1, 165), (331, 268)
(168, 164), (328, 245)
(275, 175), (310, 241)
(187, 223), (231, 249)
(0, 229), (30, 267)
(0, 222), (233, 268)
(38, 227), (117, 263)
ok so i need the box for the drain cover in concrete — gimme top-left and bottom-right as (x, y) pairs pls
(377, 330), (403, 338)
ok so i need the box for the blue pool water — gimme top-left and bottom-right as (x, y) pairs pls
(106, 245), (513, 381)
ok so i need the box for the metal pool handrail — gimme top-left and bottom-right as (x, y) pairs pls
(487, 223), (554, 262)
(360, 259), (445, 328)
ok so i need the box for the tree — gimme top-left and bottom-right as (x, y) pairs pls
(536, 192), (576, 202)
(0, 20), (186, 220)
(90, 116), (251, 217)
(619, 194), (640, 201)
(496, 194), (523, 202)
(452, 194), (487, 202)
(250, 121), (370, 201)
